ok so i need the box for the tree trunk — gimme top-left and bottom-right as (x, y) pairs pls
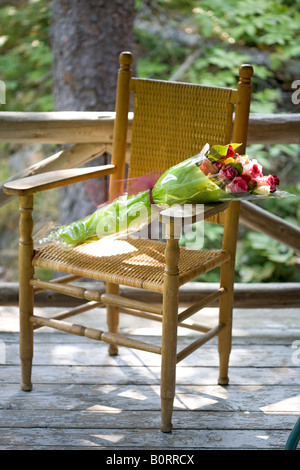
(50, 0), (135, 223)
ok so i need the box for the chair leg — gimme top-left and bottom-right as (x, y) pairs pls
(218, 202), (239, 385)
(218, 258), (235, 385)
(218, 253), (235, 385)
(106, 282), (119, 356)
(160, 313), (178, 432)
(160, 237), (179, 433)
(19, 196), (34, 391)
(218, 287), (233, 385)
(160, 321), (178, 433)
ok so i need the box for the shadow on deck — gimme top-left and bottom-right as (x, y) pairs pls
(0, 304), (299, 450)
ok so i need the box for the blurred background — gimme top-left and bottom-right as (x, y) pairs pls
(0, 0), (299, 284)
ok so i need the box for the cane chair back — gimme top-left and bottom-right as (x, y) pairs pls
(3, 51), (253, 433)
(128, 78), (234, 179)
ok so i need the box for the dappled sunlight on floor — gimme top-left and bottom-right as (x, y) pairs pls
(85, 405), (123, 413)
(261, 395), (300, 414)
(0, 305), (299, 449)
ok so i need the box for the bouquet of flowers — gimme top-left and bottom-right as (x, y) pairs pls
(38, 143), (282, 246)
(199, 143), (279, 197)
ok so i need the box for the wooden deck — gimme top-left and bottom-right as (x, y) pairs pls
(0, 303), (299, 451)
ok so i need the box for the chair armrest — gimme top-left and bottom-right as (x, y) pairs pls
(3, 164), (116, 196)
(159, 201), (230, 226)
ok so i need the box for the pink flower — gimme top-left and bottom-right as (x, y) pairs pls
(227, 176), (249, 193)
(215, 162), (223, 171)
(272, 174), (280, 187)
(235, 155), (249, 165)
(242, 159), (263, 179)
(200, 158), (218, 175)
(219, 165), (239, 181)
(256, 174), (279, 192)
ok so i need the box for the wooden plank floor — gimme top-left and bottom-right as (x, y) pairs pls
(0, 304), (299, 450)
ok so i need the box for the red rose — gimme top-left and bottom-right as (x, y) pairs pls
(256, 174), (279, 192)
(268, 175), (280, 192)
(227, 176), (249, 193)
(219, 165), (238, 181)
(226, 145), (236, 158)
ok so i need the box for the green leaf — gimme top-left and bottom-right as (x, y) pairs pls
(228, 162), (243, 175)
(208, 143), (242, 161)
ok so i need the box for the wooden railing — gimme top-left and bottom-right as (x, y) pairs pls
(0, 112), (299, 207)
(0, 111), (299, 307)
(0, 111), (299, 144)
(1, 111), (299, 249)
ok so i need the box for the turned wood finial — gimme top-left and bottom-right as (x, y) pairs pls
(119, 51), (133, 69)
(239, 64), (254, 82)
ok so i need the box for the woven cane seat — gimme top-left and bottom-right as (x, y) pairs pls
(33, 237), (230, 294)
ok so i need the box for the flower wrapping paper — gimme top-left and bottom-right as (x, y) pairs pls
(37, 143), (291, 246)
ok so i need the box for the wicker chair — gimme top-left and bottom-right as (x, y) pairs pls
(4, 52), (253, 432)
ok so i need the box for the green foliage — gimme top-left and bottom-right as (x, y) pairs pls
(0, 0), (53, 111)
(137, 57), (170, 78)
(135, 0), (300, 112)
(134, 0), (300, 283)
(0, 0), (299, 283)
(236, 231), (300, 283)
